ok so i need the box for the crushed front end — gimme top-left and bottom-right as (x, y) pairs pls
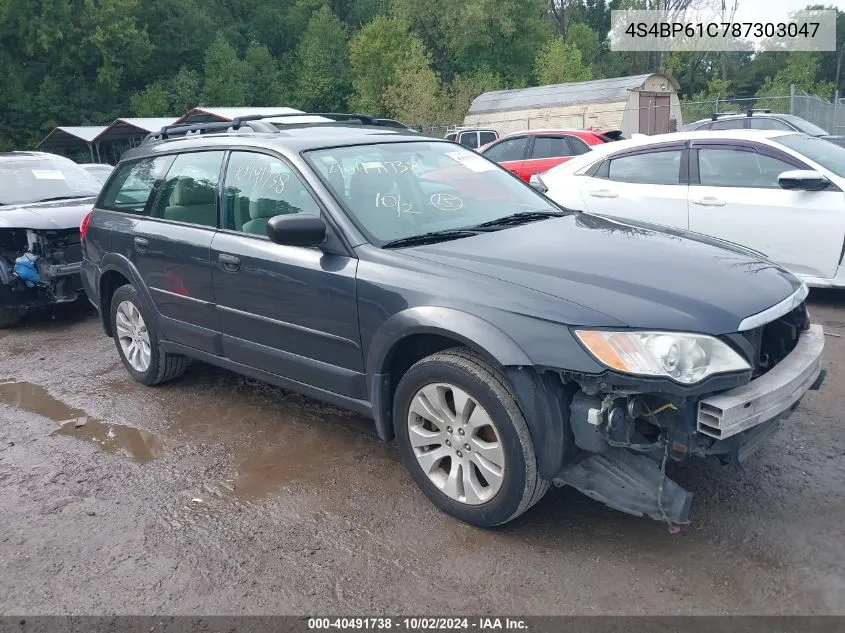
(551, 298), (825, 528)
(0, 228), (84, 318)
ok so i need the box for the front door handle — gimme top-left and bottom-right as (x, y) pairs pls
(133, 237), (149, 252)
(218, 253), (240, 272)
(588, 189), (618, 198)
(691, 197), (726, 207)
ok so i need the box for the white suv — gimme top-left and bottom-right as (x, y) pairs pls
(538, 130), (845, 288)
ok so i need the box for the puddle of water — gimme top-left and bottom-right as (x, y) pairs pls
(0, 381), (164, 463)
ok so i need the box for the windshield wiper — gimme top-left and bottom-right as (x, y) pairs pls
(471, 210), (563, 230)
(29, 195), (94, 203)
(382, 229), (480, 248)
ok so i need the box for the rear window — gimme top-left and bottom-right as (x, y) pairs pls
(97, 156), (172, 215)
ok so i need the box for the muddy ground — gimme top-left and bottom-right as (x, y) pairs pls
(0, 293), (843, 616)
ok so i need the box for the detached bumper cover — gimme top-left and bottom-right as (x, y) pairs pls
(697, 324), (824, 439)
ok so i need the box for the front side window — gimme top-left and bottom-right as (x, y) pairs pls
(305, 141), (559, 245)
(775, 133), (845, 177)
(698, 148), (797, 188)
(0, 156), (102, 205)
(151, 151), (225, 227)
(607, 150), (682, 185)
(223, 152), (320, 235)
(483, 137), (529, 162)
(531, 136), (574, 160)
(98, 156), (172, 215)
(749, 118), (792, 131)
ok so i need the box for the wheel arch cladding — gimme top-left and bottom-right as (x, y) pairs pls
(366, 307), (533, 442)
(98, 254), (157, 338)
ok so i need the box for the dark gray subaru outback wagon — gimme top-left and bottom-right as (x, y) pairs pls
(81, 113), (825, 529)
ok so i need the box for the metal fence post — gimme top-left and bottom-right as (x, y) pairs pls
(790, 84), (795, 114)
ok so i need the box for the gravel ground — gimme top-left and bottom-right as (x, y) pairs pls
(0, 292), (843, 615)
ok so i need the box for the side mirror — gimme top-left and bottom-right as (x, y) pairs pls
(529, 173), (548, 193)
(266, 214), (326, 247)
(778, 169), (831, 192)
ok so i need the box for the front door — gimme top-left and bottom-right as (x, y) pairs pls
(132, 150), (225, 354)
(481, 135), (530, 179)
(210, 150), (364, 398)
(520, 134), (591, 181)
(689, 144), (845, 280)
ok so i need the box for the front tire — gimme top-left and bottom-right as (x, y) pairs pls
(393, 348), (549, 527)
(110, 284), (189, 385)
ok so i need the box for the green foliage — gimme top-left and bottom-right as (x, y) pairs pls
(294, 5), (350, 111)
(0, 0), (842, 151)
(534, 39), (592, 85)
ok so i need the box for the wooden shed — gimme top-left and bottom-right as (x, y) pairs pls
(463, 73), (681, 136)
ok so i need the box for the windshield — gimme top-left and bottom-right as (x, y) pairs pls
(305, 141), (560, 245)
(775, 133), (845, 177)
(777, 115), (829, 136)
(0, 157), (101, 204)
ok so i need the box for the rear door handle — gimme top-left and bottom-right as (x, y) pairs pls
(588, 189), (618, 198)
(218, 253), (240, 272)
(691, 197), (726, 207)
(133, 237), (149, 252)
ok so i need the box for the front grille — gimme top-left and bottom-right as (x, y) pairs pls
(740, 301), (809, 378)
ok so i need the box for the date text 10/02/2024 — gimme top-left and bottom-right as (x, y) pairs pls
(307, 617), (529, 630)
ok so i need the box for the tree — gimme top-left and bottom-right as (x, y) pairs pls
(441, 72), (504, 123)
(565, 22), (599, 68)
(534, 38), (592, 85)
(383, 41), (445, 124)
(294, 6), (350, 111)
(244, 42), (284, 106)
(202, 34), (248, 106)
(349, 17), (417, 115)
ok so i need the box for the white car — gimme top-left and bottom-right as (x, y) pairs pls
(536, 130), (845, 288)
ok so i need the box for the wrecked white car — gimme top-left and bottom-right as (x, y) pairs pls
(0, 151), (101, 327)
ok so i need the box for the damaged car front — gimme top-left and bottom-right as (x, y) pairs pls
(0, 152), (101, 327)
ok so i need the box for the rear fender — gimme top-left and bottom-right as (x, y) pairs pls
(98, 253), (160, 337)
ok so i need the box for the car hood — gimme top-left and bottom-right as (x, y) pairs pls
(403, 213), (802, 334)
(0, 197), (95, 230)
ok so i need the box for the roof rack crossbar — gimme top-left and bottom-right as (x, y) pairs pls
(747, 108), (772, 115)
(710, 111), (739, 120)
(230, 112), (378, 127)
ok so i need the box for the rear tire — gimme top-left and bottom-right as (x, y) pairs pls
(393, 347), (549, 527)
(0, 308), (21, 329)
(110, 284), (190, 385)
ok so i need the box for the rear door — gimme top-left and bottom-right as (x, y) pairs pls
(688, 142), (845, 279)
(520, 134), (592, 181)
(480, 136), (530, 178)
(578, 144), (690, 229)
(132, 150), (225, 354)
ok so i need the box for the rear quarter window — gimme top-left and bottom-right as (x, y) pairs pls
(97, 156), (173, 215)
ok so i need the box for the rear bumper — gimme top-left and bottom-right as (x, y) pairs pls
(697, 324), (824, 440)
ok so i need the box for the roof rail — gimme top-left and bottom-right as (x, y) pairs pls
(143, 111), (408, 144)
(710, 111), (739, 120)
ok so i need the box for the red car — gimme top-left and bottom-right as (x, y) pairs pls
(478, 129), (624, 182)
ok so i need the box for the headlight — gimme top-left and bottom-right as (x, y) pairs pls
(574, 330), (750, 384)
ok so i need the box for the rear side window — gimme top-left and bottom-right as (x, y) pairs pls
(531, 136), (574, 160)
(478, 131), (497, 146)
(483, 137), (529, 162)
(710, 118), (746, 130)
(460, 132), (480, 149)
(97, 156), (172, 215)
(150, 151), (225, 228)
(607, 150), (682, 185)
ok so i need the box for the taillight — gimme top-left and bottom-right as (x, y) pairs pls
(80, 210), (93, 240)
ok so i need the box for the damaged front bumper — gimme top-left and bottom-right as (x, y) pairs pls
(553, 324), (825, 526)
